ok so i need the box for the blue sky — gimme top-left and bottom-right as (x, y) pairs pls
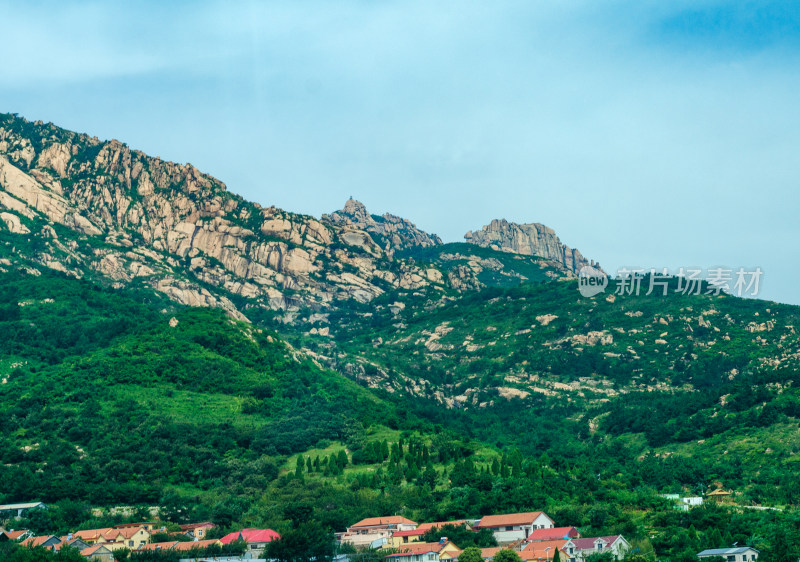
(3, 1), (799, 304)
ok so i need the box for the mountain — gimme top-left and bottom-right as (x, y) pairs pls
(465, 219), (597, 274)
(322, 198), (442, 253)
(0, 113), (588, 325)
(0, 113), (451, 322)
(2, 112), (800, 562)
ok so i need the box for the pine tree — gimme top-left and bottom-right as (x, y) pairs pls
(306, 457), (313, 473)
(295, 456), (304, 478)
(338, 450), (348, 468)
(380, 440), (390, 461)
(491, 458), (501, 476)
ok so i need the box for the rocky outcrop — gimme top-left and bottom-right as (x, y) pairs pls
(0, 113), (449, 321)
(323, 199), (442, 254)
(465, 219), (598, 274)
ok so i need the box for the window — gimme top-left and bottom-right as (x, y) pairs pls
(428, 555), (436, 560)
(727, 556), (735, 562)
(506, 527), (514, 531)
(128, 541), (133, 547)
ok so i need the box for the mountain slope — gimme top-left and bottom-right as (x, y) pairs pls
(0, 113), (452, 322)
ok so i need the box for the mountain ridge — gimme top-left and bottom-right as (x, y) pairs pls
(0, 112), (593, 324)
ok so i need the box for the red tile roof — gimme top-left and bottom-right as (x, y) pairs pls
(394, 529), (426, 537)
(475, 512), (549, 529)
(220, 528), (281, 544)
(351, 516), (418, 528)
(526, 527), (580, 542)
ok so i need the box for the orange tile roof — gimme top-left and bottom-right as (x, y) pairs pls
(389, 541), (461, 557)
(81, 545), (112, 556)
(476, 512), (548, 528)
(522, 540), (570, 559)
(482, 547), (547, 561)
(351, 516), (417, 528)
(21, 535), (59, 548)
(4, 530), (30, 540)
(173, 539), (221, 551)
(180, 522), (216, 531)
(417, 520), (470, 532)
(139, 541), (179, 551)
(104, 527), (148, 541)
(72, 528), (113, 541)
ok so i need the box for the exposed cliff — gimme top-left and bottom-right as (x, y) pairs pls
(322, 198), (442, 254)
(0, 114), (445, 321)
(465, 219), (598, 274)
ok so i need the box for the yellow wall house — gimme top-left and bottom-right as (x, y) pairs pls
(387, 540), (463, 562)
(71, 529), (114, 545)
(390, 529), (426, 549)
(102, 527), (151, 550)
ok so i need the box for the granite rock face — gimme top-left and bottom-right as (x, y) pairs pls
(0, 114), (443, 321)
(323, 198), (442, 254)
(465, 219), (598, 274)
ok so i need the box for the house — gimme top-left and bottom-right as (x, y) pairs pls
(569, 536), (630, 561)
(180, 521), (216, 539)
(0, 529), (32, 542)
(386, 539), (462, 562)
(139, 541), (180, 551)
(417, 521), (472, 532)
(102, 526), (151, 549)
(81, 544), (114, 562)
(220, 528), (281, 558)
(474, 512), (555, 545)
(706, 489), (735, 504)
(391, 529), (427, 548)
(698, 547), (759, 562)
(71, 528), (114, 545)
(339, 516), (418, 548)
(526, 528), (581, 542)
(57, 536), (91, 552)
(481, 547), (547, 561)
(680, 496), (703, 509)
(0, 502), (47, 519)
(21, 535), (62, 550)
(522, 539), (572, 561)
(173, 539), (223, 551)
(114, 521), (162, 533)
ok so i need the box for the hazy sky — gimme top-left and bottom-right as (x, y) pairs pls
(3, 1), (799, 304)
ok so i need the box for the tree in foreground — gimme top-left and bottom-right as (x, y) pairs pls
(494, 549), (522, 562)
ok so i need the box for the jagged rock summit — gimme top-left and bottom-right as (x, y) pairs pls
(465, 219), (598, 274)
(323, 198), (442, 254)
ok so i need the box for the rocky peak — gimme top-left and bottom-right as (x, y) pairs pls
(465, 218), (599, 274)
(323, 198), (442, 253)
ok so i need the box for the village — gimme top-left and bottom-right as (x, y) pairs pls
(0, 501), (759, 562)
